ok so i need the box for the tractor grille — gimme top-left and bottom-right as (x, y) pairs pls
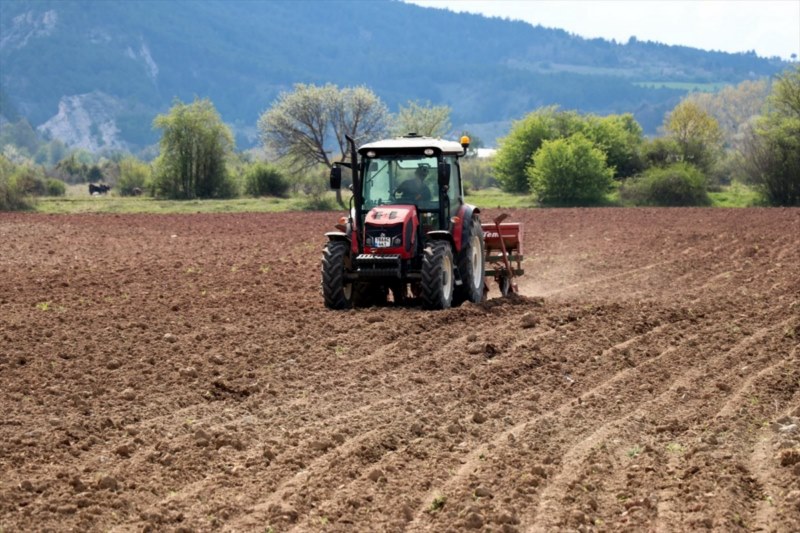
(364, 223), (403, 249)
(355, 254), (402, 278)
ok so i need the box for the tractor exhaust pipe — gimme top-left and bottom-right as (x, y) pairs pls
(345, 134), (361, 208)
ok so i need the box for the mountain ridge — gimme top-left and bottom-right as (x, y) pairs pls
(0, 0), (789, 151)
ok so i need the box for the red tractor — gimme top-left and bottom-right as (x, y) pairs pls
(323, 134), (523, 309)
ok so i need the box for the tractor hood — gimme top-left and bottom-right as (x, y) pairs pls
(365, 205), (415, 227)
(363, 205), (418, 258)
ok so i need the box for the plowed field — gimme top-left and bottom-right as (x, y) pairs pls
(1, 208), (799, 532)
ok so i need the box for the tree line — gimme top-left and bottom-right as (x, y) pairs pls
(2, 67), (798, 211)
(492, 66), (799, 207)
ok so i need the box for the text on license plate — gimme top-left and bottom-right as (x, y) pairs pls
(375, 236), (391, 247)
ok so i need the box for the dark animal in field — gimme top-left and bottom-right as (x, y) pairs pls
(89, 183), (111, 195)
(132, 187), (143, 196)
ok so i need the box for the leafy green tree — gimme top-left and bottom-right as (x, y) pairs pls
(258, 83), (388, 206)
(527, 133), (614, 205)
(494, 107), (569, 193)
(495, 107), (637, 192)
(742, 67), (800, 206)
(686, 79), (770, 148)
(664, 100), (723, 174)
(153, 98), (235, 199)
(390, 100), (452, 138)
(583, 113), (644, 178)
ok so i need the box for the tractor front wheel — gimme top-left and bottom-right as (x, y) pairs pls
(321, 240), (354, 309)
(421, 241), (454, 310)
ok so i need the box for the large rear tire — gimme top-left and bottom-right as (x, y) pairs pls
(321, 241), (354, 309)
(421, 241), (454, 310)
(453, 216), (485, 306)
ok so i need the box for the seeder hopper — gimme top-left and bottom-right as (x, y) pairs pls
(482, 213), (524, 297)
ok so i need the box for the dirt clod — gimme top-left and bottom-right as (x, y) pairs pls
(520, 312), (539, 328)
(96, 476), (119, 491)
(465, 512), (484, 529)
(120, 388), (136, 401)
(472, 412), (488, 424)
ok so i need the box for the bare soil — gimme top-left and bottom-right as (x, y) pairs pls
(1, 208), (799, 532)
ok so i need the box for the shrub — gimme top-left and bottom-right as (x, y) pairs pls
(527, 133), (615, 205)
(214, 173), (241, 199)
(244, 162), (289, 197)
(117, 157), (151, 196)
(641, 137), (682, 169)
(461, 157), (497, 192)
(0, 156), (33, 210)
(11, 165), (47, 196)
(620, 163), (711, 206)
(45, 178), (66, 196)
(302, 194), (337, 211)
(0, 177), (32, 210)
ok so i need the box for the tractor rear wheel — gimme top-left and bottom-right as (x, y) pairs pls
(321, 240), (354, 309)
(453, 216), (485, 306)
(421, 241), (454, 310)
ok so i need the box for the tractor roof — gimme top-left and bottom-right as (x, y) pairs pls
(359, 135), (465, 156)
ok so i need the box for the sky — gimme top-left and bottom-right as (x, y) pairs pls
(404, 0), (800, 60)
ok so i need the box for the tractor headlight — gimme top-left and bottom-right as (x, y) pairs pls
(392, 236), (402, 246)
(365, 236), (373, 246)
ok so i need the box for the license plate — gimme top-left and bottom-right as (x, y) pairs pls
(374, 236), (391, 248)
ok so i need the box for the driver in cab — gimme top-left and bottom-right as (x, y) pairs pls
(395, 165), (432, 203)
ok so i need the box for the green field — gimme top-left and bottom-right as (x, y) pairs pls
(27, 183), (760, 215)
(33, 195), (315, 214)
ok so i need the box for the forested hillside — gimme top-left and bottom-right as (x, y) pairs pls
(0, 0), (789, 150)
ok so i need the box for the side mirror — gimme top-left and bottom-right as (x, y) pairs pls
(330, 165), (342, 190)
(438, 163), (451, 188)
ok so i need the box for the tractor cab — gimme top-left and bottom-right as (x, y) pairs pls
(330, 134), (467, 237)
(358, 136), (466, 235)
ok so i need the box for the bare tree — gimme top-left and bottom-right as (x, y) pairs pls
(390, 100), (452, 138)
(258, 83), (389, 206)
(331, 86), (389, 160)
